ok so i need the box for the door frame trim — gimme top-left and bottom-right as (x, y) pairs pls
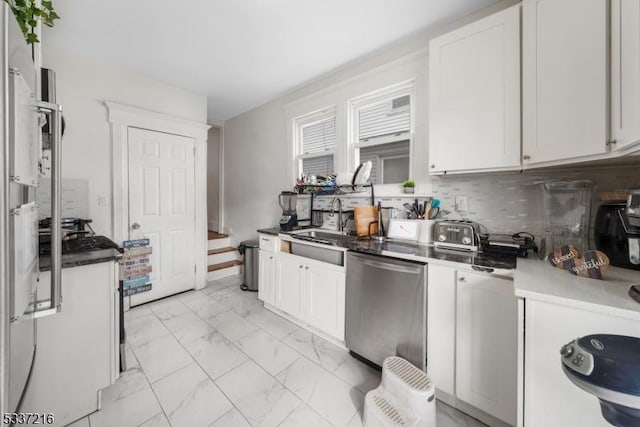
(105, 101), (210, 290)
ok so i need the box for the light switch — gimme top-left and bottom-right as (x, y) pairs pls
(455, 195), (468, 212)
(98, 195), (109, 206)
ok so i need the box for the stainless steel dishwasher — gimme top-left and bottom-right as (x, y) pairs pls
(345, 252), (427, 370)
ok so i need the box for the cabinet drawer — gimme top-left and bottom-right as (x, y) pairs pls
(259, 234), (278, 252)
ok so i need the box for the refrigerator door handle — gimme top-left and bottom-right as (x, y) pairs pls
(26, 101), (63, 318)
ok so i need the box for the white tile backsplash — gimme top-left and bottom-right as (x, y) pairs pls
(297, 164), (639, 245)
(430, 164), (640, 241)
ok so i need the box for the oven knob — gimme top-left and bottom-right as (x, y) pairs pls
(560, 344), (574, 358)
(462, 236), (472, 245)
(438, 234), (446, 242)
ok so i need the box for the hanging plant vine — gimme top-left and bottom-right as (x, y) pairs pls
(4, 0), (60, 44)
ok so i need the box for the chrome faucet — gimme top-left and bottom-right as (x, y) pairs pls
(330, 197), (344, 232)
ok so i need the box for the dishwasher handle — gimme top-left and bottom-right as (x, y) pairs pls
(355, 257), (424, 275)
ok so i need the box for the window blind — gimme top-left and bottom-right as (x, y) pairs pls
(302, 155), (334, 177)
(301, 117), (336, 155)
(359, 95), (410, 141)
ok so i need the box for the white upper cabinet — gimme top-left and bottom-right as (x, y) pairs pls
(611, 0), (640, 153)
(429, 5), (521, 174)
(522, 0), (608, 166)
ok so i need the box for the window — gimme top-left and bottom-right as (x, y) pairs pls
(351, 85), (413, 185)
(294, 108), (336, 178)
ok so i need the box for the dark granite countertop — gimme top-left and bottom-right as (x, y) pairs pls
(256, 228), (517, 270)
(257, 226), (311, 236)
(39, 248), (122, 272)
(347, 239), (517, 270)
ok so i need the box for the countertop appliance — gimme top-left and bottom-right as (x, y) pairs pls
(626, 189), (640, 227)
(1, 5), (63, 416)
(433, 220), (481, 251)
(479, 232), (538, 258)
(345, 252), (427, 370)
(561, 334), (640, 426)
(594, 204), (640, 270)
(278, 191), (298, 231)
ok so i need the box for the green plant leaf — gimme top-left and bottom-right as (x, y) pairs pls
(3, 0), (60, 44)
(26, 32), (38, 43)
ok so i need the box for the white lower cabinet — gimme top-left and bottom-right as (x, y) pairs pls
(455, 271), (517, 425)
(305, 259), (346, 341)
(428, 264), (517, 426)
(275, 252), (305, 319)
(258, 248), (276, 306)
(523, 299), (640, 427)
(427, 264), (456, 395)
(273, 251), (346, 341)
(22, 261), (119, 426)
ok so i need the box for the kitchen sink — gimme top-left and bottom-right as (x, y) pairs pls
(292, 230), (347, 244)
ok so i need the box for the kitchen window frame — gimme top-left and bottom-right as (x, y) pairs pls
(294, 106), (337, 179)
(347, 80), (416, 185)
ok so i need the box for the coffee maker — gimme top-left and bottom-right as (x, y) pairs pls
(279, 191), (298, 231)
(594, 190), (640, 270)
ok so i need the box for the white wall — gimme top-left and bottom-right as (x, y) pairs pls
(223, 100), (287, 240)
(41, 45), (207, 238)
(207, 126), (221, 231)
(223, 1), (517, 243)
(225, 53), (430, 242)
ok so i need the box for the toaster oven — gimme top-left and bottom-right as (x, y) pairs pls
(433, 220), (481, 251)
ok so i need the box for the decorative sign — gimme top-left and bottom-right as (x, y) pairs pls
(548, 245), (580, 269)
(121, 239), (153, 296)
(123, 238), (150, 249)
(548, 245), (610, 280)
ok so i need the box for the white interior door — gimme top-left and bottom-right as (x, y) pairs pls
(128, 127), (196, 305)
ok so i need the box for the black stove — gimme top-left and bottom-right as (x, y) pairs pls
(39, 235), (120, 256)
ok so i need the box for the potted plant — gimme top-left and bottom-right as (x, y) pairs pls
(402, 180), (415, 194)
(4, 0), (59, 44)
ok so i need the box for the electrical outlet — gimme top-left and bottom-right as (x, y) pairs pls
(98, 195), (109, 206)
(455, 195), (468, 212)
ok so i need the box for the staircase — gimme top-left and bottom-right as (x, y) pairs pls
(207, 231), (242, 281)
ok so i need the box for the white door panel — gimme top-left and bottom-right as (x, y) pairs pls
(128, 127), (196, 305)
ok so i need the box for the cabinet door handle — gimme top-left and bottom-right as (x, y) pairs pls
(299, 265), (303, 269)
(269, 256), (273, 260)
(523, 155), (531, 160)
(305, 266), (310, 270)
(261, 238), (270, 242)
(459, 276), (467, 283)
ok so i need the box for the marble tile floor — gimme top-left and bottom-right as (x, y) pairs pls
(68, 276), (486, 427)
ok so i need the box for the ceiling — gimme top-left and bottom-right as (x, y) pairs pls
(44, 0), (498, 122)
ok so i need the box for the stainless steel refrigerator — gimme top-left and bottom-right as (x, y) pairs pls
(1, 3), (63, 416)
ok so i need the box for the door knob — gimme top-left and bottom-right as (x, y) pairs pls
(131, 222), (141, 230)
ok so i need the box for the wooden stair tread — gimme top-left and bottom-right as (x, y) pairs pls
(208, 247), (237, 255)
(208, 231), (228, 240)
(208, 260), (243, 272)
